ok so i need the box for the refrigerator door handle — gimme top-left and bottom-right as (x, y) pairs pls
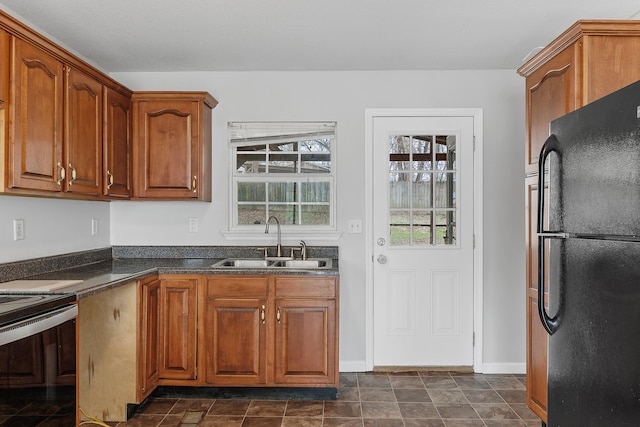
(537, 134), (562, 335)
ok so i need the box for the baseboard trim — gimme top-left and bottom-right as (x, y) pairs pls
(480, 362), (526, 374)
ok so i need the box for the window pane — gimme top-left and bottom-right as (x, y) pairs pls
(238, 182), (265, 202)
(269, 205), (298, 225)
(412, 172), (432, 208)
(435, 210), (456, 245)
(301, 182), (330, 203)
(301, 153), (331, 173)
(301, 205), (330, 225)
(434, 172), (455, 208)
(269, 182), (297, 203)
(390, 210), (411, 246)
(268, 152), (298, 173)
(412, 136), (432, 171)
(238, 204), (266, 225)
(390, 173), (409, 208)
(413, 211), (433, 245)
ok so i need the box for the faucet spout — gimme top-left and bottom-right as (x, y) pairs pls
(265, 216), (282, 257)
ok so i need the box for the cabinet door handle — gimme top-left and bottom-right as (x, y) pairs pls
(261, 305), (265, 324)
(276, 307), (281, 323)
(56, 162), (66, 186)
(68, 163), (77, 186)
(106, 170), (114, 189)
(192, 175), (197, 193)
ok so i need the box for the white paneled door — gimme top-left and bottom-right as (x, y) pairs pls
(372, 115), (475, 367)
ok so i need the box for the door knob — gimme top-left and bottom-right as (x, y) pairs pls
(377, 255), (387, 264)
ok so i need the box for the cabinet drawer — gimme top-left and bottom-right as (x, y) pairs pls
(274, 277), (337, 298)
(206, 276), (268, 297)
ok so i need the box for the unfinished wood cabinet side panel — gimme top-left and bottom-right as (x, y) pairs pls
(78, 282), (137, 422)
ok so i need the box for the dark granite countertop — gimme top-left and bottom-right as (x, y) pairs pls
(0, 246), (339, 299)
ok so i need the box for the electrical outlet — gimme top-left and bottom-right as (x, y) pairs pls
(91, 218), (99, 236)
(13, 219), (25, 240)
(347, 219), (363, 234)
(188, 217), (199, 232)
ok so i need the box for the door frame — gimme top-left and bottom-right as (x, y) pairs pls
(364, 108), (484, 372)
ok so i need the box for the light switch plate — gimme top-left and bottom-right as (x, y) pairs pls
(13, 219), (25, 240)
(347, 219), (363, 234)
(188, 217), (199, 232)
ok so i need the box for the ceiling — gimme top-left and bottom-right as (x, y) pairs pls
(0, 0), (639, 73)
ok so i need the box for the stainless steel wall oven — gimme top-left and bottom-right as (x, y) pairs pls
(0, 293), (77, 425)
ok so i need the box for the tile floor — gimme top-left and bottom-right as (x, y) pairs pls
(107, 371), (542, 427)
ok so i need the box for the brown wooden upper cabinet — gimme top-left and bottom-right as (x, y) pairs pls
(518, 20), (640, 424)
(131, 92), (217, 201)
(0, 11), (134, 199)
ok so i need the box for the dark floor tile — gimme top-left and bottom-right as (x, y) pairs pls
(387, 370), (420, 377)
(323, 418), (364, 427)
(337, 387), (360, 401)
(242, 416), (283, 426)
(484, 375), (525, 390)
(285, 401), (323, 417)
(0, 415), (50, 427)
(247, 400), (287, 417)
(419, 371), (453, 377)
(435, 403), (480, 419)
(30, 415), (76, 427)
(340, 373), (359, 387)
(484, 421), (527, 426)
(509, 403), (540, 421)
(442, 420), (485, 426)
(282, 417), (323, 426)
(462, 389), (503, 403)
(471, 403), (518, 420)
(169, 399), (214, 415)
(428, 389), (467, 404)
(199, 415), (244, 426)
(116, 414), (165, 426)
(398, 402), (439, 419)
(358, 373), (391, 388)
(422, 377), (458, 390)
(363, 418), (405, 426)
(361, 402), (401, 418)
(394, 388), (431, 403)
(359, 388), (397, 402)
(207, 399), (250, 416)
(139, 398), (178, 415)
(389, 376), (425, 389)
(496, 389), (526, 403)
(323, 401), (361, 418)
(158, 414), (183, 427)
(452, 377), (491, 390)
(403, 419), (446, 427)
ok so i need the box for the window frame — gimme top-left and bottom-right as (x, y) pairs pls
(227, 122), (337, 234)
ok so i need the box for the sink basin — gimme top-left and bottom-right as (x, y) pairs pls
(210, 258), (333, 269)
(279, 259), (331, 268)
(212, 259), (272, 268)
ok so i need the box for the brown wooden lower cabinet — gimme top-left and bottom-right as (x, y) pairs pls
(138, 276), (161, 401)
(204, 274), (339, 387)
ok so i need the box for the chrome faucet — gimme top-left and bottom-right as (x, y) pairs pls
(265, 216), (282, 258)
(299, 240), (307, 260)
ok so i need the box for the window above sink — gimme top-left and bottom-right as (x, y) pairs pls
(227, 122), (337, 236)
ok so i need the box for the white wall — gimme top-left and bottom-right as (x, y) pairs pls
(0, 196), (110, 262)
(0, 63), (525, 371)
(108, 70), (526, 372)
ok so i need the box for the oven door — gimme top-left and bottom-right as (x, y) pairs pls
(0, 304), (78, 425)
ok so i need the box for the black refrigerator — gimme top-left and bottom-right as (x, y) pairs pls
(537, 80), (640, 426)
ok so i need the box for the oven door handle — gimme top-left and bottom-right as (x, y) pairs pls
(0, 304), (78, 346)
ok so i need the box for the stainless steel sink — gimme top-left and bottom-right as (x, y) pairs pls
(210, 258), (332, 269)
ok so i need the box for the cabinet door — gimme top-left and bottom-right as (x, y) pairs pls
(525, 176), (549, 421)
(138, 277), (161, 400)
(65, 67), (103, 195)
(52, 319), (76, 386)
(104, 87), (132, 198)
(10, 38), (64, 192)
(0, 334), (44, 387)
(134, 99), (200, 199)
(205, 297), (267, 385)
(525, 45), (576, 173)
(274, 298), (337, 385)
(160, 277), (198, 380)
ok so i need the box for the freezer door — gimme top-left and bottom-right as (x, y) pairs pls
(547, 238), (640, 426)
(548, 80), (640, 236)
